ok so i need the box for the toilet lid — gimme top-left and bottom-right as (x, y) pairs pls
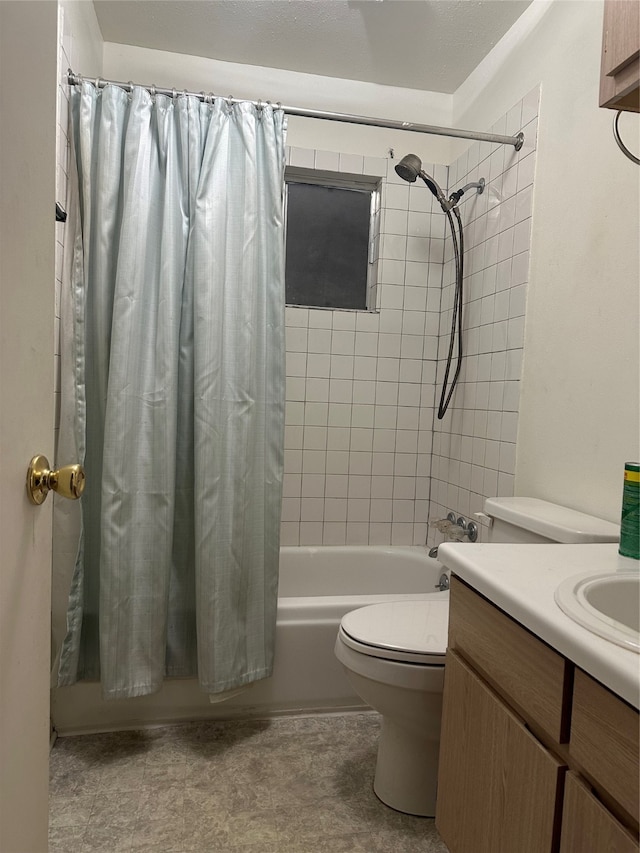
(340, 600), (448, 665)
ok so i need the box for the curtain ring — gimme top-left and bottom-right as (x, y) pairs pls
(172, 88), (177, 100)
(149, 83), (157, 100)
(94, 76), (102, 90)
(226, 94), (234, 112)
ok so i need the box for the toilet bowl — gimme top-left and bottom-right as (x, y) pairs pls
(334, 599), (448, 817)
(334, 497), (620, 817)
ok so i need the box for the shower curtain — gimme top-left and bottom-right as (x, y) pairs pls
(57, 82), (286, 700)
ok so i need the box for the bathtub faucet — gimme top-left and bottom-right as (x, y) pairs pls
(428, 513), (479, 559)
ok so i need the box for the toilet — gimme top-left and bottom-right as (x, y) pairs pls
(334, 497), (620, 817)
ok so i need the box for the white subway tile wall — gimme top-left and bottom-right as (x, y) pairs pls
(428, 87), (540, 545)
(282, 147), (445, 546)
(282, 148), (446, 545)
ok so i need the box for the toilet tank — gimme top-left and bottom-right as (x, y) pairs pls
(483, 497), (620, 544)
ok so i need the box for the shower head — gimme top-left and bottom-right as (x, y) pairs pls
(394, 153), (449, 211)
(394, 153), (422, 183)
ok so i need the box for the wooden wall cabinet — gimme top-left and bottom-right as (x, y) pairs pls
(436, 577), (639, 853)
(600, 0), (640, 112)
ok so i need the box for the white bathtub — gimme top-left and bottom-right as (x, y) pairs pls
(52, 546), (448, 734)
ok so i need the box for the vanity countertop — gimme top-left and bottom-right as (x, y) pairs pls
(438, 542), (640, 710)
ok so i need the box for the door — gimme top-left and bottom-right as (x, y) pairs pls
(0, 2), (59, 850)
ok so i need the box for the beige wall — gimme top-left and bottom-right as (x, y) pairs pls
(454, 0), (640, 522)
(60, 0), (103, 77)
(102, 42), (454, 163)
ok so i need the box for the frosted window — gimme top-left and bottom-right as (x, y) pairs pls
(285, 180), (373, 311)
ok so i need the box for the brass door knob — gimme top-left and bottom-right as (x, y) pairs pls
(27, 455), (85, 505)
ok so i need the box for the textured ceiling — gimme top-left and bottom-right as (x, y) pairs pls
(93, 0), (533, 94)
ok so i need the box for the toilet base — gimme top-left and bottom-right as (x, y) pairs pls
(334, 632), (444, 817)
(373, 715), (440, 817)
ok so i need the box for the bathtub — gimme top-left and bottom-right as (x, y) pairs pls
(52, 546), (448, 734)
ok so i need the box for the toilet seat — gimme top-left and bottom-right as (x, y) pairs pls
(339, 600), (448, 665)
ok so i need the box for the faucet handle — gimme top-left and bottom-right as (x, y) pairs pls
(465, 521), (479, 542)
(447, 526), (466, 542)
(431, 518), (454, 534)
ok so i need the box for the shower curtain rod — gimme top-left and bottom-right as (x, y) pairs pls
(66, 70), (525, 151)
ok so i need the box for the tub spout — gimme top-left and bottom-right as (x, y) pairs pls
(428, 546), (439, 558)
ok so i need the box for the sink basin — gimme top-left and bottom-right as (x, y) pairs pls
(555, 572), (640, 652)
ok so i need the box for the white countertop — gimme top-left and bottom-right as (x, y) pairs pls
(438, 542), (640, 710)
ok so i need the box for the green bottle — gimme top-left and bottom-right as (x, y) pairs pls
(619, 462), (640, 559)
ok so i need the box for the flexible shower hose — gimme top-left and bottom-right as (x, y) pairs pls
(437, 205), (464, 419)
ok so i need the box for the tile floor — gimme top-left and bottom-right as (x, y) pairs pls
(49, 712), (449, 852)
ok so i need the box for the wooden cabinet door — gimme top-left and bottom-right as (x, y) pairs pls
(602, 0), (639, 77)
(560, 773), (639, 853)
(436, 650), (565, 853)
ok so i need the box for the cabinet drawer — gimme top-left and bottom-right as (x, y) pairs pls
(448, 577), (569, 744)
(570, 669), (639, 825)
(560, 772), (639, 853)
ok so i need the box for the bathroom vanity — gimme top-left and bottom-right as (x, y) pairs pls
(436, 543), (639, 853)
